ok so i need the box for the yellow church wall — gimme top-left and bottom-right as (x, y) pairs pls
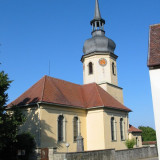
(86, 108), (129, 151)
(39, 104), (87, 152)
(86, 108), (105, 150)
(19, 106), (40, 147)
(103, 109), (129, 150)
(19, 104), (132, 152)
(99, 83), (124, 104)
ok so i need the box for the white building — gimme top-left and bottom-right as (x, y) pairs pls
(148, 23), (160, 159)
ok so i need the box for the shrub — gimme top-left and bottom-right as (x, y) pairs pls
(16, 132), (36, 160)
(125, 138), (136, 149)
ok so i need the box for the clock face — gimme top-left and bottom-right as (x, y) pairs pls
(99, 58), (107, 66)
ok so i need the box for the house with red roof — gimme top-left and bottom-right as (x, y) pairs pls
(9, 0), (142, 152)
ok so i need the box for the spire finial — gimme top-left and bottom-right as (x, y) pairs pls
(94, 0), (101, 20)
(90, 0), (105, 33)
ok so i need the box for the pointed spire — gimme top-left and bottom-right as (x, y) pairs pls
(94, 0), (101, 20)
(90, 0), (105, 33)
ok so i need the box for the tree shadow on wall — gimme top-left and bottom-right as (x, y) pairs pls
(20, 104), (62, 150)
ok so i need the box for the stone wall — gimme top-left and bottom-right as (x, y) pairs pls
(115, 147), (157, 160)
(53, 147), (158, 160)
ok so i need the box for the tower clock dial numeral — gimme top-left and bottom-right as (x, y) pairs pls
(99, 58), (107, 66)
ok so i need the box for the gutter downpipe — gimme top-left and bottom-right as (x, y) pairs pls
(37, 102), (41, 148)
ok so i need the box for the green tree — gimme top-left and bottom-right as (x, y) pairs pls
(0, 70), (26, 159)
(125, 138), (136, 149)
(138, 126), (156, 141)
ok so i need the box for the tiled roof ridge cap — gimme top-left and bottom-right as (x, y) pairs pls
(41, 75), (47, 102)
(80, 86), (88, 108)
(45, 75), (82, 87)
(95, 83), (104, 106)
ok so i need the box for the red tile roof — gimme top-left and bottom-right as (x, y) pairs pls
(148, 24), (160, 68)
(8, 76), (131, 112)
(142, 141), (156, 145)
(128, 124), (142, 133)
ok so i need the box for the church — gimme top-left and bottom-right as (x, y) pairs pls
(8, 0), (142, 152)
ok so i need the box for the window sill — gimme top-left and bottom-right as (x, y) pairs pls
(57, 141), (66, 143)
(111, 140), (117, 142)
(121, 139), (125, 141)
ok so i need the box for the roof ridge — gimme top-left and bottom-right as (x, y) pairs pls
(41, 75), (47, 102)
(81, 86), (88, 108)
(47, 75), (82, 87)
(95, 84), (104, 106)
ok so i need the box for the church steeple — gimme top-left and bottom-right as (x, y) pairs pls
(90, 0), (105, 32)
(81, 0), (124, 104)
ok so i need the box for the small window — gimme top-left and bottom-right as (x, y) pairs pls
(111, 117), (116, 141)
(88, 62), (93, 74)
(136, 137), (139, 147)
(120, 118), (125, 140)
(58, 115), (64, 142)
(73, 117), (78, 141)
(112, 62), (116, 75)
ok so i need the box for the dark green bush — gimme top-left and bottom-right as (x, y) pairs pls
(125, 138), (136, 149)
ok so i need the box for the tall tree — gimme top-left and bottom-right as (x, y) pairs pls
(0, 70), (26, 159)
(138, 126), (156, 142)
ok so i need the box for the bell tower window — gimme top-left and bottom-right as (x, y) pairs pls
(88, 62), (93, 75)
(112, 62), (116, 75)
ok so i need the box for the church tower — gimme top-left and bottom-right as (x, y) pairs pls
(81, 0), (123, 104)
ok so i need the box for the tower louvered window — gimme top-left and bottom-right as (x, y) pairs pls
(112, 62), (115, 75)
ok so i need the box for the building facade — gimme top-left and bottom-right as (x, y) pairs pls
(8, 0), (142, 152)
(148, 23), (160, 158)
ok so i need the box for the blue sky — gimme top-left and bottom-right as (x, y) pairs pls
(0, 0), (160, 129)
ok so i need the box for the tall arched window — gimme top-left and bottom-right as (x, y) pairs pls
(120, 118), (125, 140)
(112, 62), (115, 75)
(73, 117), (79, 141)
(111, 117), (116, 141)
(58, 115), (64, 142)
(88, 62), (93, 74)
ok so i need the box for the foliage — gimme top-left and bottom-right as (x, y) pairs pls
(138, 126), (156, 141)
(125, 138), (136, 149)
(0, 69), (35, 159)
(16, 132), (36, 160)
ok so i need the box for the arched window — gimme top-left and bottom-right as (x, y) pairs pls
(120, 118), (125, 140)
(111, 117), (116, 141)
(112, 62), (115, 75)
(73, 117), (79, 141)
(58, 115), (64, 142)
(88, 62), (93, 74)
